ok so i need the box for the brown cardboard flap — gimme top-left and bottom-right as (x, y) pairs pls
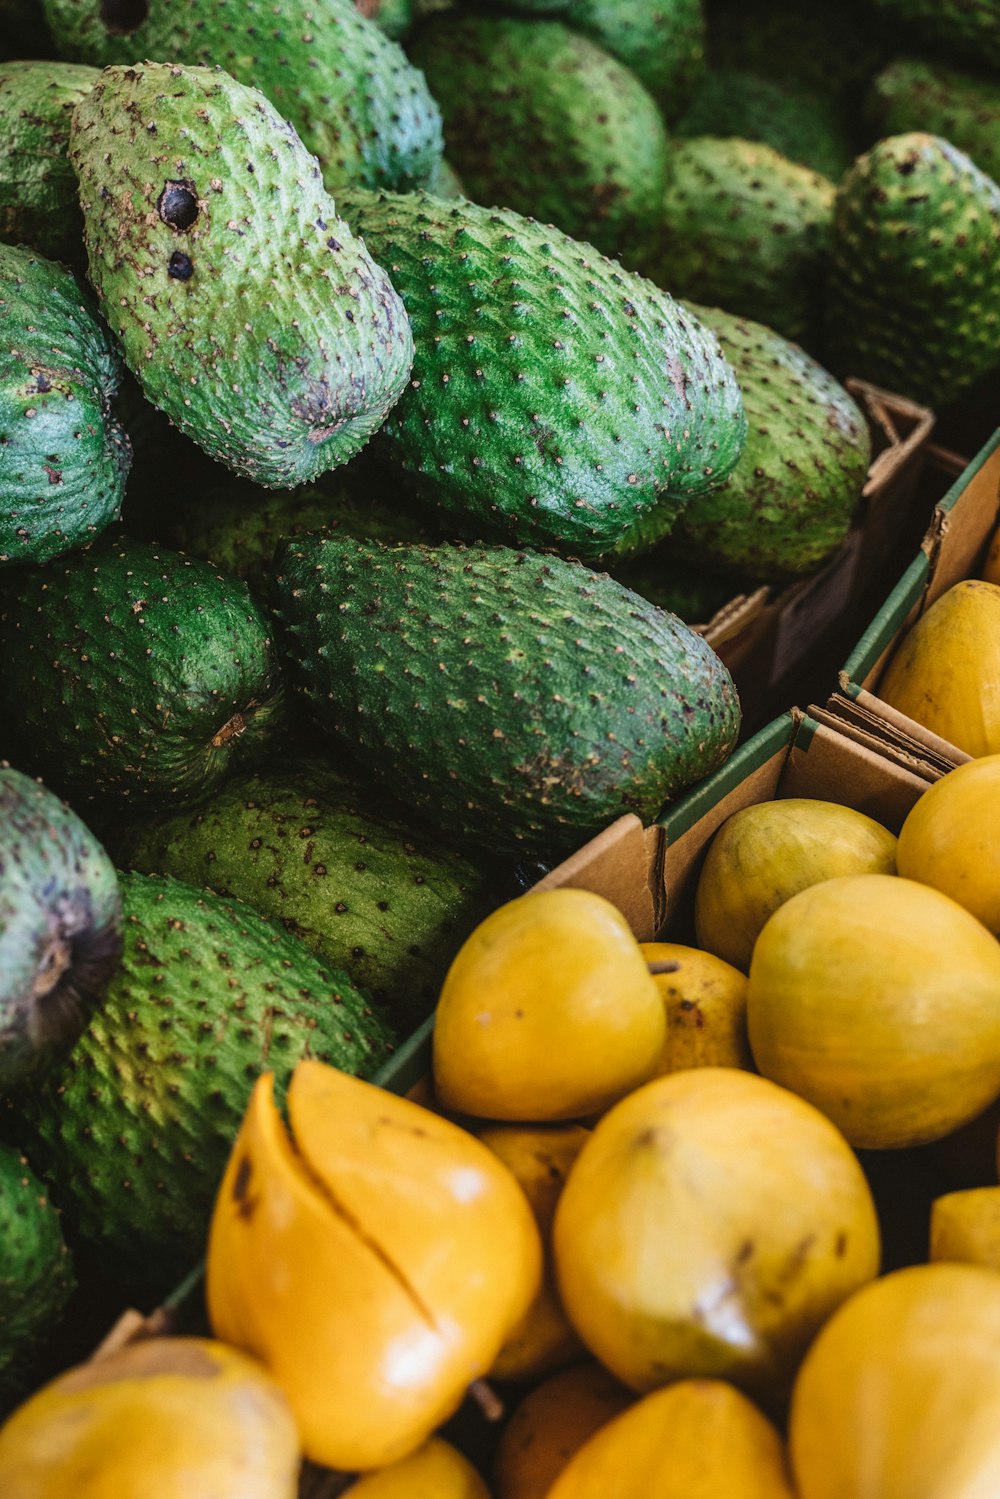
(534, 814), (662, 941)
(925, 442), (1000, 600)
(847, 379), (935, 499)
(837, 689), (972, 771)
(785, 717), (932, 830)
(91, 1306), (178, 1362)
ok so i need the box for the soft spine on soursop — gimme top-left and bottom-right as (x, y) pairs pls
(866, 57), (1000, 185)
(0, 535), (288, 811)
(825, 132), (1000, 406)
(268, 535), (742, 860)
(14, 870), (398, 1289)
(408, 15), (670, 261)
(43, 0), (442, 192)
(333, 187), (747, 562)
(0, 243), (130, 568)
(0, 61), (98, 269)
(0, 1143), (74, 1409)
(69, 61), (415, 488)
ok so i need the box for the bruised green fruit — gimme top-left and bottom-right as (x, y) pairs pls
(70, 61), (414, 488)
(0, 61), (97, 268)
(0, 1145), (74, 1409)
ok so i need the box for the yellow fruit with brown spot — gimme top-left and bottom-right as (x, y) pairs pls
(931, 1187), (1000, 1269)
(433, 889), (666, 1120)
(747, 873), (1000, 1148)
(640, 942), (752, 1073)
(897, 755), (1000, 933)
(546, 1378), (796, 1499)
(0, 1337), (299, 1499)
(478, 1124), (589, 1382)
(345, 1437), (491, 1498)
(694, 798), (897, 972)
(790, 1263), (1000, 1498)
(207, 1061), (542, 1472)
(552, 1068), (879, 1405)
(879, 579), (1000, 754)
(493, 1363), (633, 1499)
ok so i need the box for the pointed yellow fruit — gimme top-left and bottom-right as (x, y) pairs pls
(897, 755), (1000, 933)
(493, 1362), (633, 1499)
(640, 942), (752, 1073)
(433, 890), (666, 1121)
(547, 1378), (796, 1499)
(0, 1337), (298, 1499)
(207, 1063), (542, 1472)
(345, 1437), (491, 1498)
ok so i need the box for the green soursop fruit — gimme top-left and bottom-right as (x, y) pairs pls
(16, 870), (397, 1287)
(70, 62), (414, 488)
(635, 138), (835, 347)
(867, 57), (1000, 184)
(0, 61), (97, 269)
(43, 0), (442, 192)
(676, 69), (855, 181)
(108, 764), (498, 1027)
(0, 769), (121, 1090)
(0, 1145), (74, 1408)
(563, 0), (707, 119)
(0, 535), (288, 811)
(662, 303), (872, 580)
(826, 132), (1000, 406)
(0, 244), (130, 567)
(870, 0), (1000, 74)
(269, 536), (741, 860)
(408, 16), (669, 261)
(334, 188), (747, 562)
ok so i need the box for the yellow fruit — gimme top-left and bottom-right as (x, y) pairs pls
(207, 1062), (542, 1472)
(694, 798), (897, 972)
(897, 755), (1000, 933)
(478, 1125), (589, 1382)
(433, 889), (666, 1121)
(546, 1378), (796, 1499)
(878, 579), (1000, 755)
(640, 942), (752, 1073)
(344, 1437), (490, 1498)
(0, 1337), (298, 1499)
(747, 873), (1000, 1148)
(983, 524), (1000, 586)
(552, 1068), (879, 1405)
(931, 1187), (1000, 1269)
(493, 1363), (633, 1499)
(790, 1263), (1000, 1498)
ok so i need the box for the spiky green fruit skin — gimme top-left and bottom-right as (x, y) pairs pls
(0, 244), (130, 566)
(334, 188), (747, 562)
(563, 0), (706, 119)
(16, 870), (397, 1286)
(826, 132), (1000, 407)
(0, 769), (121, 1089)
(636, 138), (835, 347)
(867, 57), (1000, 185)
(0, 1144), (74, 1406)
(270, 536), (741, 859)
(0, 0), (53, 61)
(676, 69), (854, 181)
(108, 766), (497, 1027)
(661, 304), (872, 581)
(70, 62), (415, 488)
(611, 553), (748, 622)
(871, 0), (1000, 73)
(0, 61), (97, 268)
(0, 536), (288, 811)
(410, 16), (669, 260)
(43, 0), (442, 192)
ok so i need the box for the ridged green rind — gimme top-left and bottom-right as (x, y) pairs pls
(826, 132), (1000, 407)
(637, 137), (835, 347)
(0, 244), (130, 566)
(42, 0), (442, 191)
(0, 1144), (74, 1405)
(870, 0), (1000, 73)
(565, 0), (706, 118)
(0, 536), (288, 810)
(0, 769), (121, 1088)
(677, 69), (854, 181)
(867, 57), (1000, 184)
(70, 62), (415, 488)
(409, 15), (669, 260)
(269, 536), (741, 859)
(0, 61), (97, 268)
(335, 188), (747, 561)
(664, 303), (872, 580)
(109, 765), (498, 1027)
(18, 870), (398, 1285)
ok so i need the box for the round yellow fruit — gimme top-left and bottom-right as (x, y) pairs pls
(790, 1263), (1000, 1498)
(345, 1438), (490, 1498)
(493, 1363), (633, 1499)
(546, 1378), (796, 1499)
(897, 755), (1000, 932)
(552, 1067), (879, 1405)
(694, 798), (897, 972)
(640, 942), (751, 1073)
(747, 873), (1000, 1148)
(930, 1187), (1000, 1270)
(432, 889), (665, 1121)
(0, 1337), (299, 1499)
